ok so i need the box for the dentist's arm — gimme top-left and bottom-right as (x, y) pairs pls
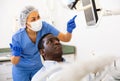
(57, 32), (72, 42)
(57, 15), (77, 42)
(11, 56), (20, 65)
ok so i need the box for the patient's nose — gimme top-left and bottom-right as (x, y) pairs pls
(54, 40), (60, 45)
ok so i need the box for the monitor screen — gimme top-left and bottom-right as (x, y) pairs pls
(82, 0), (98, 26)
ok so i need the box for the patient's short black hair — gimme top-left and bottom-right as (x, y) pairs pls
(38, 33), (52, 50)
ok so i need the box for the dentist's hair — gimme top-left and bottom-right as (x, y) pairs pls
(20, 5), (38, 27)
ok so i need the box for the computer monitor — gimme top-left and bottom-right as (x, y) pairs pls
(82, 0), (98, 26)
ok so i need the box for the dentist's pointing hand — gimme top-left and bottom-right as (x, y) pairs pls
(67, 15), (77, 33)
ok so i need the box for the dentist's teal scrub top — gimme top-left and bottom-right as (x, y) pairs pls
(11, 21), (59, 70)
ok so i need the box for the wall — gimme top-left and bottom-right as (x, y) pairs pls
(73, 15), (120, 60)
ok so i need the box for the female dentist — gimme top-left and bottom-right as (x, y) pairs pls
(10, 5), (77, 81)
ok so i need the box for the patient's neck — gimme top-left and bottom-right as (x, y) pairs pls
(56, 57), (64, 62)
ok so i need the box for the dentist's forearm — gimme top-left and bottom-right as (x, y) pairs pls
(57, 32), (72, 42)
(11, 56), (20, 65)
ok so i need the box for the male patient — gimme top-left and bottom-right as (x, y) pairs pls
(31, 33), (66, 81)
(32, 33), (117, 81)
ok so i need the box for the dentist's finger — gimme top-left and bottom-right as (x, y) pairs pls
(72, 15), (77, 20)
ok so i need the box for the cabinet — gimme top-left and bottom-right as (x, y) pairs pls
(0, 61), (13, 81)
(63, 54), (76, 63)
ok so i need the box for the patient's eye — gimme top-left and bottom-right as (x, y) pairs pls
(54, 37), (60, 42)
(47, 40), (51, 44)
(46, 39), (52, 44)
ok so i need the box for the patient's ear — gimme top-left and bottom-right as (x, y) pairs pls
(40, 49), (45, 56)
(40, 49), (45, 60)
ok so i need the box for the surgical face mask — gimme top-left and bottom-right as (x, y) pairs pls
(29, 19), (42, 32)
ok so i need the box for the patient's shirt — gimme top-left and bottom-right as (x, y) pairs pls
(31, 60), (66, 81)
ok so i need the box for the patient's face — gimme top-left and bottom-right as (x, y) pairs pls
(42, 34), (63, 59)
